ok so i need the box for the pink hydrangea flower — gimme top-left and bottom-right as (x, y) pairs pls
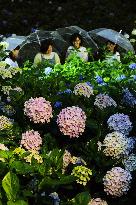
(24, 97), (53, 123)
(57, 106), (86, 138)
(21, 130), (42, 151)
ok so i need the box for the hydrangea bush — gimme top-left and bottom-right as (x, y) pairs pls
(0, 48), (136, 205)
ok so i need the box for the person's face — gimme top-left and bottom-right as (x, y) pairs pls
(73, 37), (81, 49)
(12, 49), (19, 58)
(107, 42), (116, 52)
(46, 45), (52, 54)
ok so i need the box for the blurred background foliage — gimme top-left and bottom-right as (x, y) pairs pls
(0, 0), (136, 35)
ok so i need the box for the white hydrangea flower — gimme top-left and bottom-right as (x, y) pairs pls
(102, 132), (133, 159)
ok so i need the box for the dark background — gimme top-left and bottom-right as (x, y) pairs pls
(0, 0), (136, 35)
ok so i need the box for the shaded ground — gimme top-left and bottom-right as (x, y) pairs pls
(0, 0), (136, 35)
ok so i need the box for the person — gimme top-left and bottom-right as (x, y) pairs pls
(33, 39), (60, 66)
(5, 45), (20, 67)
(104, 40), (120, 63)
(66, 33), (88, 62)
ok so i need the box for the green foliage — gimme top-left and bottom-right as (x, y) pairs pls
(2, 172), (20, 201)
(66, 192), (91, 205)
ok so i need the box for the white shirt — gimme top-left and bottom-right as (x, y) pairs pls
(5, 57), (19, 68)
(105, 52), (120, 63)
(66, 46), (88, 61)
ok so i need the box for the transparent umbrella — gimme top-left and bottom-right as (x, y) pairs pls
(19, 30), (69, 62)
(88, 28), (134, 52)
(3, 35), (26, 51)
(56, 25), (98, 50)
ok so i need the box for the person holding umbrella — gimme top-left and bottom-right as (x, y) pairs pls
(105, 40), (120, 63)
(66, 33), (88, 62)
(33, 39), (60, 66)
(4, 35), (26, 67)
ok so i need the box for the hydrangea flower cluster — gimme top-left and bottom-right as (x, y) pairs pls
(13, 147), (26, 156)
(74, 82), (94, 98)
(62, 150), (72, 173)
(129, 63), (136, 70)
(21, 130), (42, 151)
(1, 86), (12, 95)
(71, 156), (86, 166)
(0, 143), (9, 151)
(123, 88), (136, 107)
(24, 97), (53, 123)
(94, 94), (117, 109)
(12, 87), (23, 92)
(0, 143), (9, 162)
(71, 165), (92, 186)
(0, 62), (22, 79)
(123, 154), (136, 172)
(57, 106), (86, 138)
(24, 150), (43, 164)
(1, 105), (15, 116)
(107, 113), (133, 135)
(102, 132), (133, 159)
(0, 115), (13, 130)
(103, 167), (132, 197)
(88, 198), (108, 205)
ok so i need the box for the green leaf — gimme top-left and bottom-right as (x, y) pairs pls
(2, 172), (19, 201)
(39, 175), (75, 189)
(70, 192), (91, 205)
(7, 200), (28, 205)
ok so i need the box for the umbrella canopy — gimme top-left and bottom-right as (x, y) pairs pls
(19, 30), (69, 62)
(4, 35), (26, 51)
(88, 28), (134, 52)
(56, 25), (98, 50)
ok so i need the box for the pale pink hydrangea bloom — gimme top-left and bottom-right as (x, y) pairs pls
(57, 106), (86, 138)
(24, 97), (53, 123)
(88, 198), (108, 205)
(74, 82), (94, 98)
(103, 167), (132, 197)
(21, 130), (42, 151)
(94, 94), (117, 109)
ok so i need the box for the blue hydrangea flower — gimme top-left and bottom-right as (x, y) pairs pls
(54, 101), (62, 108)
(44, 67), (52, 75)
(79, 74), (84, 81)
(95, 75), (104, 84)
(116, 74), (126, 81)
(129, 63), (136, 70)
(123, 88), (136, 107)
(63, 89), (72, 94)
(107, 113), (133, 135)
(86, 81), (93, 88)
